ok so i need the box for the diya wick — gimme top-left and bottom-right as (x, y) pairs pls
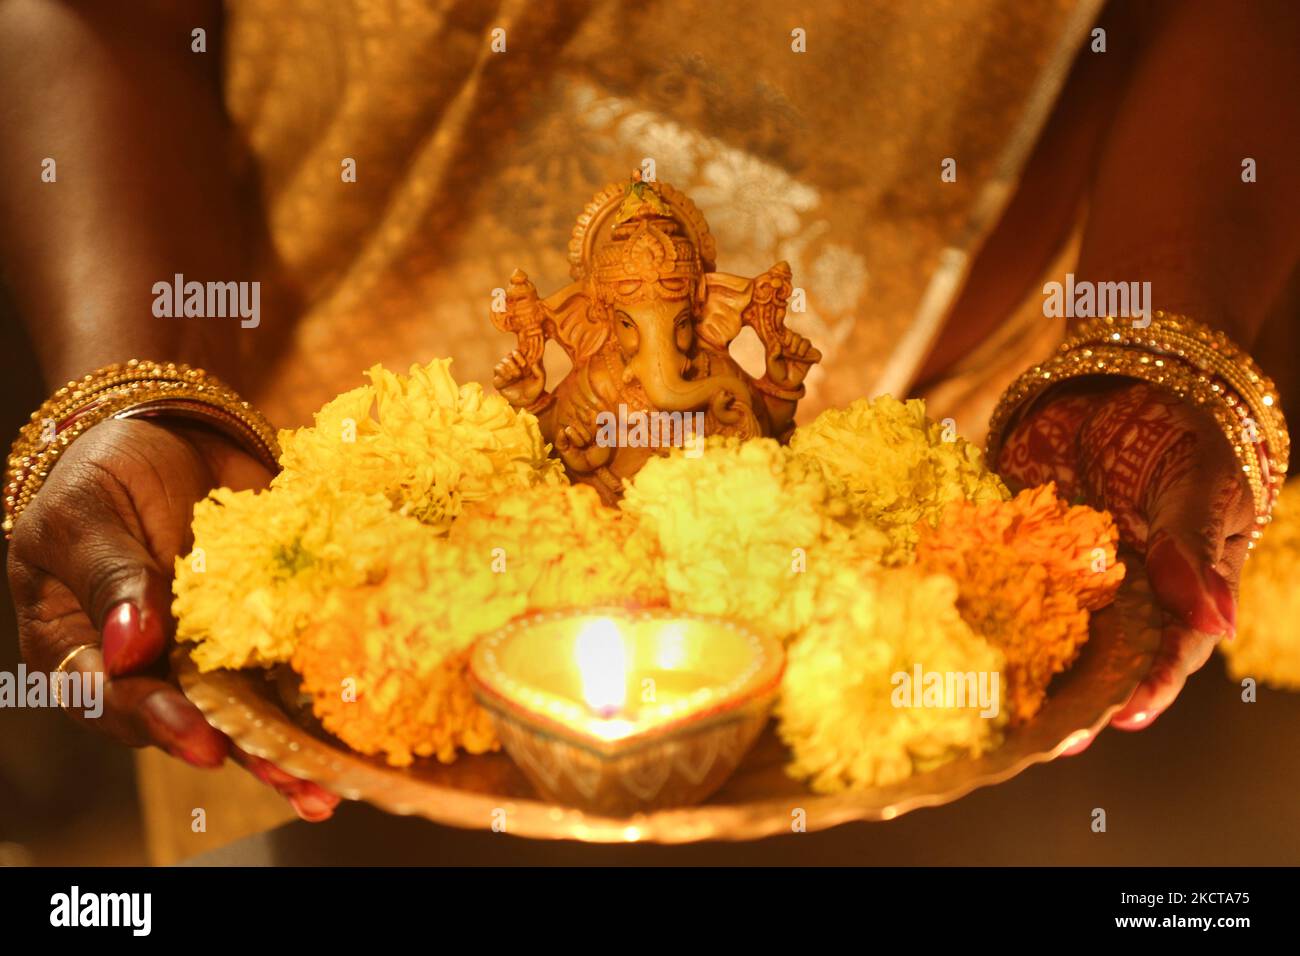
(468, 608), (784, 816)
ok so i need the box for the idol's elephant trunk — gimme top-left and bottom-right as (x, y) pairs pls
(625, 344), (749, 414)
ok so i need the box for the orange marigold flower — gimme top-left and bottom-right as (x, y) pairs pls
(292, 569), (505, 767)
(916, 483), (1126, 723)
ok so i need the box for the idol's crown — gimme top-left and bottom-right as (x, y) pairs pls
(589, 174), (701, 304)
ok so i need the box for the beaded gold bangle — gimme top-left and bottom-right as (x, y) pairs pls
(1061, 314), (1288, 475)
(986, 313), (1288, 540)
(3, 360), (279, 539)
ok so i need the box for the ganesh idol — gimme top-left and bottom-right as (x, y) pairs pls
(491, 173), (822, 504)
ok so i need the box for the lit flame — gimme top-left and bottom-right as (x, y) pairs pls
(575, 617), (628, 717)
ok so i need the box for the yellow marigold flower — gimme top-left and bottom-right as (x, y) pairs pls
(764, 525), (894, 643)
(789, 396), (1009, 563)
(620, 437), (849, 633)
(915, 484), (1126, 723)
(1222, 482), (1300, 690)
(452, 483), (667, 612)
(275, 359), (566, 532)
(777, 565), (1007, 793)
(173, 480), (434, 672)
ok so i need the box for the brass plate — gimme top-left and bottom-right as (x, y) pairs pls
(175, 557), (1161, 843)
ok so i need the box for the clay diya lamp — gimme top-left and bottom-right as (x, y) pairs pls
(469, 607), (784, 816)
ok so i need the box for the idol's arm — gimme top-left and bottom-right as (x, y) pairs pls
(997, 0), (1300, 734)
(0, 0), (335, 818)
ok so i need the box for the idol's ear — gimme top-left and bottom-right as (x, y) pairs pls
(544, 283), (608, 363)
(696, 272), (754, 350)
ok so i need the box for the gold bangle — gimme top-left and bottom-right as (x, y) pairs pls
(1061, 314), (1288, 475)
(987, 313), (1288, 537)
(51, 642), (98, 710)
(4, 360), (280, 539)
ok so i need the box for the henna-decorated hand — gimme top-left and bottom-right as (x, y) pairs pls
(996, 379), (1251, 736)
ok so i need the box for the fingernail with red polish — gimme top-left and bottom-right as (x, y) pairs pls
(1147, 538), (1201, 624)
(247, 756), (301, 789)
(289, 791), (336, 822)
(101, 602), (137, 675)
(1148, 539), (1232, 636)
(1204, 566), (1236, 635)
(299, 782), (340, 807)
(140, 695), (226, 767)
(102, 601), (166, 676)
(167, 744), (225, 770)
(239, 755), (279, 789)
(1112, 710), (1151, 731)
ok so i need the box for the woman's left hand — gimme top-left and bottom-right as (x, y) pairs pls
(996, 378), (1254, 735)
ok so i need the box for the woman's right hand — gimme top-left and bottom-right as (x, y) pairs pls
(5, 416), (339, 821)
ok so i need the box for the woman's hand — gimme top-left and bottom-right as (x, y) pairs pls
(5, 417), (340, 821)
(996, 379), (1252, 733)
